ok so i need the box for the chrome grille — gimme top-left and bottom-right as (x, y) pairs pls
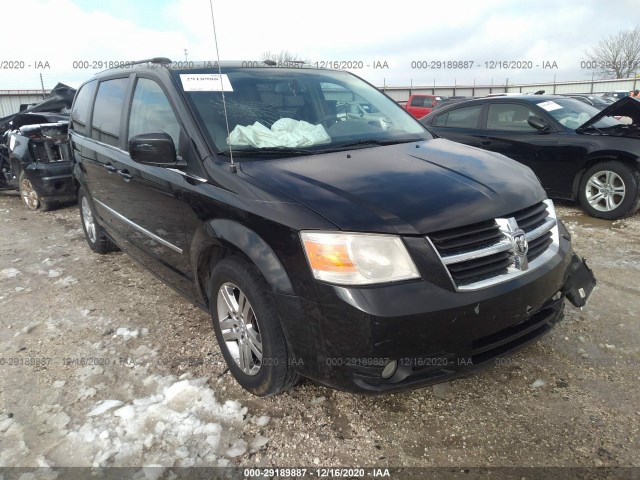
(428, 199), (559, 291)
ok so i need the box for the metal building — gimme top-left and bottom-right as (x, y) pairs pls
(0, 90), (50, 117)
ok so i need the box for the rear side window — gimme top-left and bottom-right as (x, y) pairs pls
(91, 78), (129, 147)
(434, 105), (482, 128)
(128, 78), (181, 150)
(70, 80), (97, 134)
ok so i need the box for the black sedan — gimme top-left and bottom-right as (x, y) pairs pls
(564, 94), (611, 111)
(421, 95), (640, 219)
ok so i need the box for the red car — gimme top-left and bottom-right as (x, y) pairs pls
(404, 94), (440, 118)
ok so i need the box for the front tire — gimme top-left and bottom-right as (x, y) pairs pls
(578, 161), (640, 220)
(208, 256), (299, 396)
(78, 187), (117, 254)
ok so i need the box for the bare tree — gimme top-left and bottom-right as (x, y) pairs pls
(584, 26), (640, 79)
(260, 50), (306, 64)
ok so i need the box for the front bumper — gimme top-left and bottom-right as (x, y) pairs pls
(274, 230), (595, 393)
(24, 161), (75, 203)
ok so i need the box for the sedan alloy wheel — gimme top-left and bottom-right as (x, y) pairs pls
(584, 170), (626, 212)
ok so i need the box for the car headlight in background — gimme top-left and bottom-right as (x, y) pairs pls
(300, 231), (420, 285)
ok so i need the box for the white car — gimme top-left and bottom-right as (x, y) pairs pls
(336, 101), (392, 129)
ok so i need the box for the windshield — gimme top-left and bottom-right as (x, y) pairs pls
(536, 98), (620, 130)
(174, 67), (429, 154)
(585, 95), (609, 106)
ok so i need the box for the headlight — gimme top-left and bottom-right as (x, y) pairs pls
(300, 231), (420, 285)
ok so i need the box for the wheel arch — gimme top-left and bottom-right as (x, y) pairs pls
(191, 219), (295, 308)
(571, 152), (640, 200)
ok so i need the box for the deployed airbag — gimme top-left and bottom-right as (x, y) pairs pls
(227, 118), (331, 148)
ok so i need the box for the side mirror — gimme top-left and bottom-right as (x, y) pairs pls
(528, 116), (549, 132)
(129, 132), (177, 166)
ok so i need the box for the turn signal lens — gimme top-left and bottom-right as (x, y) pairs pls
(303, 241), (356, 273)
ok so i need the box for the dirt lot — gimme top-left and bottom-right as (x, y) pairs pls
(1, 191), (639, 473)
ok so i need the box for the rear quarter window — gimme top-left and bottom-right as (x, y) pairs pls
(70, 80), (97, 135)
(411, 96), (434, 107)
(434, 105), (482, 128)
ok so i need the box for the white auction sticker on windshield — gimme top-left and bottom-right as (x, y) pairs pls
(180, 74), (233, 92)
(537, 100), (562, 112)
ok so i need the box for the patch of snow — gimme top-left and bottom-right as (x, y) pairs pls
(21, 323), (40, 334)
(55, 276), (78, 287)
(48, 412), (71, 431)
(0, 416), (15, 433)
(1, 268), (21, 278)
(64, 228), (84, 238)
(250, 435), (270, 452)
(88, 400), (124, 417)
(142, 465), (166, 480)
(225, 439), (248, 458)
(47, 269), (62, 278)
(253, 415), (270, 427)
(113, 405), (135, 420)
(78, 387), (97, 401)
(531, 379), (546, 389)
(55, 375), (247, 467)
(115, 327), (139, 340)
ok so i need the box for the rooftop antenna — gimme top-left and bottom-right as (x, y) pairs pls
(208, 0), (236, 173)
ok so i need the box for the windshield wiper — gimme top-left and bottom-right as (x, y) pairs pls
(577, 124), (605, 134)
(217, 147), (316, 156)
(317, 138), (422, 153)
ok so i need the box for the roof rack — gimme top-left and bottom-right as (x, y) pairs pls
(128, 57), (172, 66)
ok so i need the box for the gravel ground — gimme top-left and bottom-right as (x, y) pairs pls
(0, 192), (639, 472)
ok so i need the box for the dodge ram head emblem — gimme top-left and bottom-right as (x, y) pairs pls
(497, 217), (529, 271)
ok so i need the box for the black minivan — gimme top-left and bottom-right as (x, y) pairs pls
(70, 59), (595, 396)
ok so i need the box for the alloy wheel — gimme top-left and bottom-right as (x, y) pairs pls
(216, 282), (263, 376)
(585, 170), (625, 212)
(81, 196), (97, 243)
(20, 177), (39, 210)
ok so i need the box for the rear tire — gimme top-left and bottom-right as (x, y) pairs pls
(578, 161), (639, 220)
(208, 256), (300, 396)
(78, 187), (117, 254)
(19, 171), (51, 211)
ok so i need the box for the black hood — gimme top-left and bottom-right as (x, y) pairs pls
(577, 96), (640, 131)
(239, 138), (546, 235)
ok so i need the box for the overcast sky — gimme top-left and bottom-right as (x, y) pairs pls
(1, 0), (638, 90)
